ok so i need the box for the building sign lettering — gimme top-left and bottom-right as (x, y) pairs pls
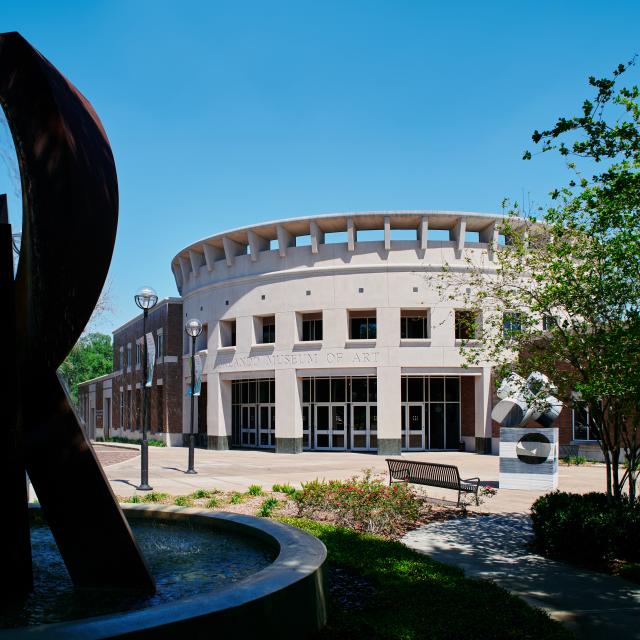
(214, 350), (380, 371)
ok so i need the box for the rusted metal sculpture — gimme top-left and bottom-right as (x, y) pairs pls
(0, 31), (154, 597)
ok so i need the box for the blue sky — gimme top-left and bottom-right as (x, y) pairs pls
(1, 1), (638, 334)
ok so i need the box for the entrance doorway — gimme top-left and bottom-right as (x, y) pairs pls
(401, 376), (461, 450)
(303, 376), (377, 451)
(258, 404), (275, 448)
(314, 404), (346, 449)
(231, 378), (276, 448)
(402, 404), (425, 450)
(351, 404), (377, 450)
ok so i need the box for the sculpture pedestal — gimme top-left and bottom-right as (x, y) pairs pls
(499, 427), (558, 490)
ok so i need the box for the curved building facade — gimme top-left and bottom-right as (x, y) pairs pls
(172, 211), (503, 455)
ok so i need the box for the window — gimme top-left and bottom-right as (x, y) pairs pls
(119, 390), (124, 428)
(301, 312), (323, 341)
(118, 347), (123, 370)
(542, 315), (556, 331)
(401, 310), (429, 339)
(573, 407), (597, 441)
(156, 332), (164, 360)
(127, 344), (132, 368)
(136, 341), (142, 366)
(349, 310), (376, 340)
(258, 316), (275, 344)
(156, 385), (164, 431)
(503, 312), (523, 339)
(454, 310), (478, 340)
(220, 319), (236, 347)
(125, 390), (130, 428)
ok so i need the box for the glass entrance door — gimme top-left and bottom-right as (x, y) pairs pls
(315, 404), (346, 450)
(402, 404), (425, 450)
(351, 404), (377, 450)
(302, 404), (312, 449)
(258, 405), (275, 448)
(240, 405), (257, 446)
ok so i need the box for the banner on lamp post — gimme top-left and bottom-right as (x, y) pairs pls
(145, 332), (155, 387)
(193, 354), (202, 396)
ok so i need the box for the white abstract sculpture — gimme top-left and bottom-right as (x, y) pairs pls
(494, 371), (562, 490)
(492, 371), (562, 428)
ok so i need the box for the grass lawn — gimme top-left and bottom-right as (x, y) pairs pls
(280, 517), (572, 640)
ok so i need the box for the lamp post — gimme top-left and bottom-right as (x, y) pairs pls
(134, 286), (158, 491)
(185, 318), (203, 474)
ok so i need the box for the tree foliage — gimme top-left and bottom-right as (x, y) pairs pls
(432, 61), (640, 500)
(58, 333), (113, 403)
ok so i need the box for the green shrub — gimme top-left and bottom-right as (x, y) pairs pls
(191, 488), (215, 499)
(247, 484), (263, 496)
(125, 494), (142, 503)
(531, 491), (640, 566)
(294, 470), (421, 537)
(174, 495), (194, 507)
(102, 436), (166, 447)
(561, 455), (587, 466)
(258, 497), (279, 517)
(142, 491), (168, 503)
(273, 483), (296, 495)
(230, 492), (244, 504)
(205, 497), (219, 509)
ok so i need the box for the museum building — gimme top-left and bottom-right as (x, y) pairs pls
(170, 210), (576, 456)
(79, 211), (597, 455)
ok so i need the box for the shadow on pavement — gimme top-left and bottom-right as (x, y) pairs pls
(403, 513), (640, 639)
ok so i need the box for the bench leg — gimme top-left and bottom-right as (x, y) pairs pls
(457, 490), (461, 507)
(475, 489), (479, 506)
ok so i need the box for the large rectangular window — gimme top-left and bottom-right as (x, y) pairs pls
(156, 332), (164, 360)
(220, 319), (236, 347)
(401, 310), (429, 339)
(573, 407), (597, 441)
(455, 310), (478, 340)
(503, 312), (523, 339)
(256, 316), (275, 344)
(349, 310), (376, 340)
(301, 312), (323, 341)
(156, 385), (164, 431)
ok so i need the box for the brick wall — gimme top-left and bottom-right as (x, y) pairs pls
(111, 299), (183, 440)
(460, 377), (475, 437)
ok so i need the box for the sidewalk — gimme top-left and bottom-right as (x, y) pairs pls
(402, 515), (640, 639)
(98, 445), (606, 514)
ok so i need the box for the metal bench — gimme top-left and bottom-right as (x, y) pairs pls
(386, 458), (480, 506)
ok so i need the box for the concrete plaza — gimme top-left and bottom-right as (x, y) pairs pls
(97, 443), (606, 512)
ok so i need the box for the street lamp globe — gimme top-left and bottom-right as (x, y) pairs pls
(185, 318), (203, 338)
(134, 286), (158, 310)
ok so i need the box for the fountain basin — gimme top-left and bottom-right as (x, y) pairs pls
(2, 504), (327, 639)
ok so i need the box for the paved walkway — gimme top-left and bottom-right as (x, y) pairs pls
(96, 443), (636, 635)
(97, 443), (606, 514)
(402, 515), (640, 639)
(93, 444), (139, 466)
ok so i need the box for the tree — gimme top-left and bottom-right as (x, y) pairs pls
(58, 333), (113, 403)
(432, 61), (640, 500)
